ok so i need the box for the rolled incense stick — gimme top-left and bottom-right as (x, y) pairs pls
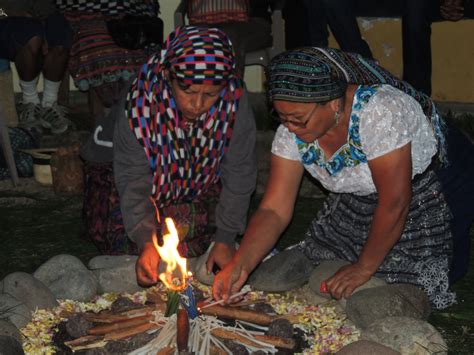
(177, 309), (190, 352)
(200, 305), (274, 326)
(200, 286), (251, 309)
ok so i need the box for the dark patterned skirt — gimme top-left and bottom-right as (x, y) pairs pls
(297, 169), (457, 309)
(82, 162), (218, 258)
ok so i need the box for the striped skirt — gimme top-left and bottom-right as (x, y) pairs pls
(296, 169), (456, 309)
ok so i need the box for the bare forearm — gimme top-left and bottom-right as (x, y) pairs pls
(234, 207), (290, 275)
(358, 202), (410, 274)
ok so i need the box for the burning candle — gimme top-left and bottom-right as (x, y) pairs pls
(153, 218), (198, 318)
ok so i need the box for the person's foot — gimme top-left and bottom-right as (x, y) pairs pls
(40, 103), (69, 135)
(18, 102), (42, 129)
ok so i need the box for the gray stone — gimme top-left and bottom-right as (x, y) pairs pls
(308, 261), (387, 308)
(190, 242), (240, 286)
(0, 294), (31, 329)
(362, 316), (447, 354)
(34, 254), (98, 302)
(248, 249), (314, 292)
(346, 284), (431, 329)
(296, 284), (330, 306)
(88, 255), (144, 294)
(88, 255), (138, 270)
(336, 340), (400, 354)
(0, 320), (22, 344)
(0, 335), (24, 355)
(189, 244), (214, 286)
(1, 272), (57, 311)
(308, 260), (350, 300)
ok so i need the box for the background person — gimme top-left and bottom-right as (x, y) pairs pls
(321, 0), (474, 96)
(0, 0), (72, 134)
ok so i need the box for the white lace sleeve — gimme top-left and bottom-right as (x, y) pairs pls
(271, 124), (300, 161)
(359, 86), (422, 160)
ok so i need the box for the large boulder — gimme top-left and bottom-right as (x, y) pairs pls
(0, 335), (24, 355)
(362, 316), (447, 354)
(0, 320), (22, 344)
(88, 255), (143, 294)
(34, 254), (98, 302)
(336, 340), (400, 354)
(248, 249), (314, 292)
(308, 260), (386, 308)
(345, 284), (431, 329)
(0, 294), (31, 328)
(1, 272), (57, 311)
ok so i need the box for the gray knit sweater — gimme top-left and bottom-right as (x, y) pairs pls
(113, 90), (258, 250)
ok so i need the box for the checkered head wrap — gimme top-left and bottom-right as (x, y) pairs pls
(162, 25), (237, 85)
(126, 26), (243, 205)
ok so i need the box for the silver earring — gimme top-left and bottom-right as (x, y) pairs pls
(334, 111), (340, 126)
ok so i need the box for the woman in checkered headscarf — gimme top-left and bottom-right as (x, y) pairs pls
(110, 26), (257, 286)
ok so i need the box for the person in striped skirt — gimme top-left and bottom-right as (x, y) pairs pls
(213, 47), (474, 309)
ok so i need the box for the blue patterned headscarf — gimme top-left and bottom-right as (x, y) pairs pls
(267, 47), (447, 163)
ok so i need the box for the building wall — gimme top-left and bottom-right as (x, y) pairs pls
(328, 18), (474, 103)
(11, 2), (474, 103)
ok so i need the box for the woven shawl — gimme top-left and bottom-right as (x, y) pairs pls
(126, 26), (243, 207)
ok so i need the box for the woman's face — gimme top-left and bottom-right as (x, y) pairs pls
(273, 100), (337, 142)
(169, 72), (225, 122)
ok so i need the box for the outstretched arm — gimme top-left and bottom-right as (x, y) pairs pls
(212, 154), (304, 301)
(113, 107), (160, 286)
(326, 143), (413, 299)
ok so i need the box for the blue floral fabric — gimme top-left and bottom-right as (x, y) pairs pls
(296, 85), (380, 176)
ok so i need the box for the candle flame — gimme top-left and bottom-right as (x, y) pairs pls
(153, 218), (188, 291)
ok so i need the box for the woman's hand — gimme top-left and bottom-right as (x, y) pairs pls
(206, 242), (236, 273)
(324, 144), (413, 300)
(325, 262), (374, 300)
(212, 259), (249, 302)
(136, 242), (160, 286)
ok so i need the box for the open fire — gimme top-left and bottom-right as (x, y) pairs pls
(152, 218), (189, 292)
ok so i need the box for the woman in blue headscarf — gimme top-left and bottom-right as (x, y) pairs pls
(213, 47), (474, 310)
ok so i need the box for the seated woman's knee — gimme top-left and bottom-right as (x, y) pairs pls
(24, 35), (45, 55)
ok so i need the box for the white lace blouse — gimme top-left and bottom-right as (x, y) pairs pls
(271, 85), (438, 196)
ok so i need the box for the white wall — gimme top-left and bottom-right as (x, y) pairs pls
(12, 0), (264, 93)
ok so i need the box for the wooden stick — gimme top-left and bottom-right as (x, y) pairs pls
(157, 346), (175, 355)
(177, 309), (189, 352)
(104, 322), (161, 341)
(229, 299), (267, 307)
(83, 313), (131, 323)
(282, 314), (301, 324)
(83, 305), (163, 323)
(88, 315), (154, 335)
(200, 305), (275, 326)
(199, 287), (251, 309)
(64, 335), (108, 351)
(209, 345), (228, 355)
(211, 328), (295, 350)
